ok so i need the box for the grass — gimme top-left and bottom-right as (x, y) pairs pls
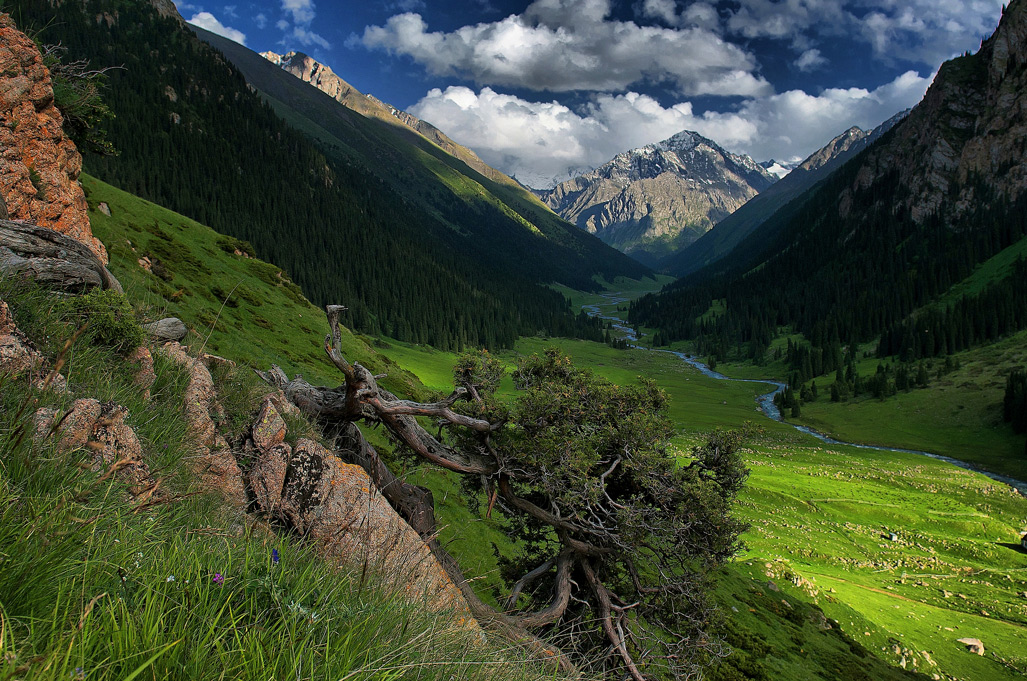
(373, 320), (1027, 681)
(81, 173), (426, 399)
(0, 279), (574, 681)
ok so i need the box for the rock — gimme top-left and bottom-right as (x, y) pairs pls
(162, 342), (244, 509)
(252, 398), (287, 452)
(128, 345), (155, 399)
(250, 442), (291, 515)
(0, 14), (106, 263)
(766, 580), (780, 592)
(97, 202), (111, 217)
(0, 192), (7, 219)
(143, 317), (187, 342)
(279, 437), (476, 619)
(0, 220), (122, 292)
(0, 298), (41, 377)
(956, 637), (984, 655)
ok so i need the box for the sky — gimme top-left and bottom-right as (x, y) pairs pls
(175, 0), (1007, 188)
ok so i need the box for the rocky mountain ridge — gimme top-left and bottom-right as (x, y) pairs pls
(661, 109), (909, 276)
(536, 130), (777, 265)
(259, 49), (523, 190)
(839, 4), (1027, 224)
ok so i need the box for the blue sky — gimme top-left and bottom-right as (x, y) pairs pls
(176, 0), (1006, 187)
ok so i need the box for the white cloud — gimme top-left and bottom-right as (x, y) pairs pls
(795, 48), (827, 72)
(361, 0), (771, 96)
(409, 70), (933, 188)
(187, 11), (247, 45)
(276, 19), (289, 30)
(291, 25), (331, 49)
(255, 13), (267, 29)
(281, 0), (315, 25)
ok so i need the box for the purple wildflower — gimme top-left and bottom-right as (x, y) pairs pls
(213, 573), (224, 585)
(272, 549), (280, 565)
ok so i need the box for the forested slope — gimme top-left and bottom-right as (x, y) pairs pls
(9, 0), (645, 350)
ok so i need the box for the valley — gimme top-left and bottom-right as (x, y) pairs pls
(3, 0), (1027, 679)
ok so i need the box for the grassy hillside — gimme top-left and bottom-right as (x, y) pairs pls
(81, 173), (424, 398)
(0, 278), (568, 681)
(373, 333), (1027, 681)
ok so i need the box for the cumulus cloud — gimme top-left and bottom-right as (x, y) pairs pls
(722, 0), (1002, 65)
(255, 13), (267, 29)
(795, 48), (827, 72)
(277, 0), (331, 49)
(281, 0), (315, 25)
(409, 70), (933, 188)
(187, 11), (246, 45)
(361, 0), (771, 96)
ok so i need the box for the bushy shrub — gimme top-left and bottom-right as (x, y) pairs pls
(59, 288), (144, 353)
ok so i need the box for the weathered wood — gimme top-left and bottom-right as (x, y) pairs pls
(0, 220), (122, 293)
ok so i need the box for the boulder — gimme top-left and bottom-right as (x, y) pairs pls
(143, 317), (188, 342)
(0, 14), (106, 263)
(275, 437), (476, 620)
(0, 220), (122, 293)
(956, 637), (985, 655)
(250, 442), (291, 514)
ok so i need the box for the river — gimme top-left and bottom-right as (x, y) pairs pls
(582, 293), (1027, 497)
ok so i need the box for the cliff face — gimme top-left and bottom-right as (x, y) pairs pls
(841, 1), (1027, 224)
(0, 14), (105, 263)
(538, 130), (776, 265)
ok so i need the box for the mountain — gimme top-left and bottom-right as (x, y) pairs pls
(9, 0), (648, 352)
(660, 111), (908, 277)
(258, 50), (523, 191)
(759, 160), (796, 179)
(632, 0), (1027, 368)
(535, 131), (777, 266)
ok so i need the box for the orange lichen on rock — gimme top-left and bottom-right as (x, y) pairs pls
(0, 13), (106, 263)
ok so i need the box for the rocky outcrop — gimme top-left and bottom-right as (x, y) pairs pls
(0, 220), (122, 293)
(537, 130), (777, 265)
(0, 13), (106, 263)
(162, 342), (248, 509)
(246, 401), (478, 622)
(839, 0), (1027, 223)
(0, 297), (67, 391)
(33, 398), (153, 493)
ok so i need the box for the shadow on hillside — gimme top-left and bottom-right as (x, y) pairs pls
(995, 542), (1027, 555)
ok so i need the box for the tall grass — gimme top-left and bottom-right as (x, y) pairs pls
(0, 279), (569, 681)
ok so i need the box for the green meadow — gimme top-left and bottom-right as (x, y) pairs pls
(374, 322), (1027, 681)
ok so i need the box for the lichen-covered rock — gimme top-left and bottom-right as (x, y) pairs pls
(0, 298), (40, 377)
(278, 437), (476, 620)
(250, 442), (291, 514)
(252, 398), (287, 452)
(0, 13), (106, 263)
(162, 341), (245, 508)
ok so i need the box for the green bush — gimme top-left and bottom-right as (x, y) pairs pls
(59, 288), (144, 353)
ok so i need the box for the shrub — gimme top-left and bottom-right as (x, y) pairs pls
(59, 288), (144, 353)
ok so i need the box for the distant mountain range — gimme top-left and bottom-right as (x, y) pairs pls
(632, 0), (1027, 365)
(535, 131), (777, 266)
(661, 110), (909, 277)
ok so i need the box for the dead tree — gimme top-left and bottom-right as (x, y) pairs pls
(262, 305), (749, 680)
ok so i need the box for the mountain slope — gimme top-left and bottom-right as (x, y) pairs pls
(632, 0), (1027, 367)
(536, 131), (776, 266)
(11, 0), (647, 352)
(193, 27), (645, 289)
(661, 111), (908, 277)
(259, 50), (526, 192)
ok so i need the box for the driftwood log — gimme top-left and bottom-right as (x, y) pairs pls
(0, 220), (122, 293)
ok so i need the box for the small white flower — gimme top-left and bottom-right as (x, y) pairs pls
(166, 575), (175, 582)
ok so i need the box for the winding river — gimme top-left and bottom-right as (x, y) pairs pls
(583, 294), (1027, 497)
